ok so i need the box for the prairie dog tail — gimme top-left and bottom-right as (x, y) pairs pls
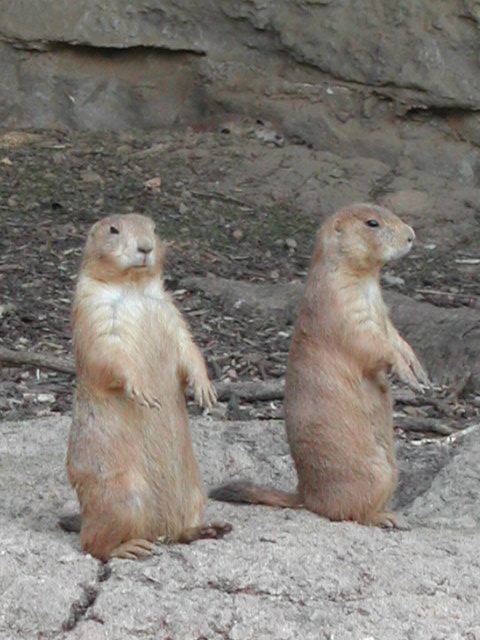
(58, 513), (82, 533)
(209, 481), (302, 509)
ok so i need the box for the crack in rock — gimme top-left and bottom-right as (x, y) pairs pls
(62, 584), (98, 632)
(61, 564), (110, 632)
(205, 579), (304, 606)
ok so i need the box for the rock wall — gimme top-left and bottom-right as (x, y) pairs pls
(2, 0), (480, 149)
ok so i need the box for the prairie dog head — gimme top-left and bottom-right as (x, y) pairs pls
(319, 203), (415, 273)
(81, 213), (165, 282)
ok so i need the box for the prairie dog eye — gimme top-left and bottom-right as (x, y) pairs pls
(365, 219), (379, 228)
(110, 225), (120, 235)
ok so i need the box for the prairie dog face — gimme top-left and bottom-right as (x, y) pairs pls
(323, 203), (415, 271)
(82, 214), (164, 281)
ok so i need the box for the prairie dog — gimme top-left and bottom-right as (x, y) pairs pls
(210, 203), (429, 529)
(61, 213), (229, 560)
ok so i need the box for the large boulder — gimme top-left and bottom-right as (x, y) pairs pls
(2, 1), (480, 145)
(1, 414), (479, 639)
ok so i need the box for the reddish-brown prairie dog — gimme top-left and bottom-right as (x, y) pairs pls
(60, 213), (230, 560)
(210, 203), (429, 529)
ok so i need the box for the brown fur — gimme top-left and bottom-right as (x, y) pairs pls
(62, 213), (229, 560)
(210, 203), (429, 529)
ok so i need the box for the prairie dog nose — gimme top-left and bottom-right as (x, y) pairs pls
(406, 226), (415, 243)
(137, 240), (153, 254)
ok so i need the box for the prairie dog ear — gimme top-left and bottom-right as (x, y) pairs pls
(334, 218), (343, 234)
(88, 219), (104, 238)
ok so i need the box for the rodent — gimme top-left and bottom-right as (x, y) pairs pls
(210, 203), (429, 529)
(60, 213), (230, 560)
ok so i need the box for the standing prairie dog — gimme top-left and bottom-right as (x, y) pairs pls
(60, 213), (230, 560)
(210, 203), (429, 529)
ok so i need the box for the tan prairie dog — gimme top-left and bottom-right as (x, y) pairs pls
(60, 213), (230, 561)
(210, 203), (429, 529)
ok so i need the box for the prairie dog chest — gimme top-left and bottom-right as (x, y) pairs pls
(361, 278), (387, 330)
(94, 281), (170, 334)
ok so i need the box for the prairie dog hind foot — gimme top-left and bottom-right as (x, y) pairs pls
(367, 511), (411, 531)
(111, 538), (156, 560)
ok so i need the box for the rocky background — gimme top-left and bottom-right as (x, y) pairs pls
(2, 1), (480, 146)
(1, 2), (480, 639)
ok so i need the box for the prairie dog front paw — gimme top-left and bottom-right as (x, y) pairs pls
(124, 382), (162, 410)
(401, 345), (430, 388)
(392, 355), (426, 393)
(193, 378), (217, 409)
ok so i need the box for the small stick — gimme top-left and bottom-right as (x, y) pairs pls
(0, 346), (75, 375)
(1, 346), (467, 438)
(394, 416), (459, 436)
(0, 346), (285, 401)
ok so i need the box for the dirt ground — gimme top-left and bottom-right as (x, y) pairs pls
(0, 125), (479, 428)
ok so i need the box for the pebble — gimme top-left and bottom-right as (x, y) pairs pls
(233, 229), (244, 241)
(144, 176), (162, 191)
(255, 128), (285, 147)
(0, 303), (16, 319)
(382, 272), (405, 287)
(209, 404), (228, 420)
(37, 393), (56, 404)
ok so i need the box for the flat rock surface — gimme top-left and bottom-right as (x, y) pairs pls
(1, 414), (479, 639)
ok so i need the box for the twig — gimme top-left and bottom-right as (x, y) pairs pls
(394, 416), (458, 436)
(1, 346), (467, 441)
(0, 347), (286, 400)
(0, 347), (75, 375)
(0, 347), (285, 400)
(415, 288), (479, 309)
(214, 379), (284, 402)
(0, 347), (442, 406)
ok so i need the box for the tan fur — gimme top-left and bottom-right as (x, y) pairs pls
(211, 203), (429, 529)
(64, 213), (227, 561)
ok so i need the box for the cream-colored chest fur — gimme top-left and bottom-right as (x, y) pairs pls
(79, 278), (173, 344)
(336, 276), (388, 335)
(362, 278), (386, 329)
